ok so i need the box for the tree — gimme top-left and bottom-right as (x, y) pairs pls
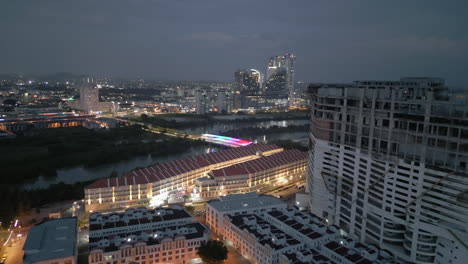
(197, 240), (228, 264)
(3, 98), (16, 106)
(184, 205), (195, 215)
(182, 194), (190, 203)
(140, 114), (149, 121)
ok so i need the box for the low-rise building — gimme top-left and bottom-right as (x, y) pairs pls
(264, 208), (340, 249)
(85, 144), (283, 212)
(223, 208), (393, 264)
(88, 206), (209, 264)
(226, 213), (303, 264)
(206, 193), (393, 264)
(205, 192), (286, 236)
(195, 149), (308, 199)
(23, 217), (78, 264)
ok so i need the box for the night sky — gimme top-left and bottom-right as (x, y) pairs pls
(1, 0), (467, 84)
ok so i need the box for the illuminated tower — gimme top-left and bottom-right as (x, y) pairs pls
(265, 53), (296, 108)
(233, 69), (263, 110)
(195, 89), (208, 115)
(79, 78), (99, 112)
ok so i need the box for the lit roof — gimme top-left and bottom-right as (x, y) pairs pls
(86, 144), (281, 189)
(211, 149), (307, 177)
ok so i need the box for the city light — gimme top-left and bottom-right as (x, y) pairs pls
(150, 192), (169, 207)
(201, 134), (253, 147)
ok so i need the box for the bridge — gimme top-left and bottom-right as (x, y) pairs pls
(113, 118), (253, 148)
(200, 134), (253, 148)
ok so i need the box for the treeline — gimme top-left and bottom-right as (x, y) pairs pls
(270, 139), (309, 152)
(0, 181), (90, 228)
(222, 124), (309, 138)
(132, 112), (310, 130)
(0, 126), (206, 184)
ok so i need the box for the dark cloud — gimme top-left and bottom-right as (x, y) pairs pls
(0, 0), (467, 84)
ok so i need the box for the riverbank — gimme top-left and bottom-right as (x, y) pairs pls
(222, 124), (309, 138)
(129, 111), (310, 129)
(0, 181), (91, 228)
(0, 126), (207, 184)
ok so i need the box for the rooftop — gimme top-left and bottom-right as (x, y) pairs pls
(207, 192), (286, 212)
(23, 217), (77, 263)
(89, 222), (208, 253)
(210, 149), (307, 178)
(282, 248), (337, 264)
(89, 206), (191, 233)
(229, 214), (301, 251)
(87, 144), (282, 189)
(266, 208), (339, 241)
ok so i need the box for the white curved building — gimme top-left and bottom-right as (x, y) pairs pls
(307, 78), (468, 264)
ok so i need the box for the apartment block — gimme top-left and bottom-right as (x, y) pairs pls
(88, 206), (209, 264)
(205, 192), (287, 235)
(307, 77), (468, 263)
(195, 149), (308, 199)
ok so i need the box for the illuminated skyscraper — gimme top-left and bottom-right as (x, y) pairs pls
(233, 69), (263, 110)
(215, 91), (229, 113)
(79, 78), (99, 112)
(265, 53), (296, 108)
(195, 89), (208, 115)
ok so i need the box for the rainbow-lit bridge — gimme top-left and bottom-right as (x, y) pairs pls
(200, 134), (253, 148)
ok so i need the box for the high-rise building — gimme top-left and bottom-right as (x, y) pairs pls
(233, 69), (263, 110)
(293, 81), (311, 108)
(307, 77), (468, 263)
(69, 78), (113, 113)
(80, 78), (99, 112)
(195, 89), (207, 115)
(215, 90), (229, 113)
(265, 53), (296, 108)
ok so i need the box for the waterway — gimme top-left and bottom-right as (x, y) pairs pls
(182, 119), (309, 134)
(25, 119), (309, 189)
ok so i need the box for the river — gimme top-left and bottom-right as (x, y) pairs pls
(25, 119), (309, 189)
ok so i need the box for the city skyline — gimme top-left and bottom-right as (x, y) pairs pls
(1, 1), (467, 263)
(1, 0), (468, 85)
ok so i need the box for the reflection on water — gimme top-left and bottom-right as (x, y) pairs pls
(25, 119), (309, 189)
(182, 119), (308, 134)
(24, 145), (217, 190)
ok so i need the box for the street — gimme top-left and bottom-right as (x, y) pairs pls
(0, 227), (28, 264)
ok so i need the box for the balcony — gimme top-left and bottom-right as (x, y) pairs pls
(417, 235), (437, 245)
(383, 222), (405, 233)
(416, 246), (436, 255)
(383, 231), (405, 242)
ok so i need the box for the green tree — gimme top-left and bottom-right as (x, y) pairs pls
(184, 205), (195, 215)
(197, 240), (228, 264)
(140, 114), (149, 121)
(2, 98), (16, 105)
(182, 194), (190, 203)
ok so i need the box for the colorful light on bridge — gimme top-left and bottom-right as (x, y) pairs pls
(201, 134), (253, 148)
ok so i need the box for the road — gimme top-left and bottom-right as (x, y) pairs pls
(1, 227), (28, 264)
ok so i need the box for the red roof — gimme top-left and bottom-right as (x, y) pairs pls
(211, 149), (308, 178)
(86, 144), (282, 189)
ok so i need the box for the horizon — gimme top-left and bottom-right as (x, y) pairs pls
(1, 0), (468, 84)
